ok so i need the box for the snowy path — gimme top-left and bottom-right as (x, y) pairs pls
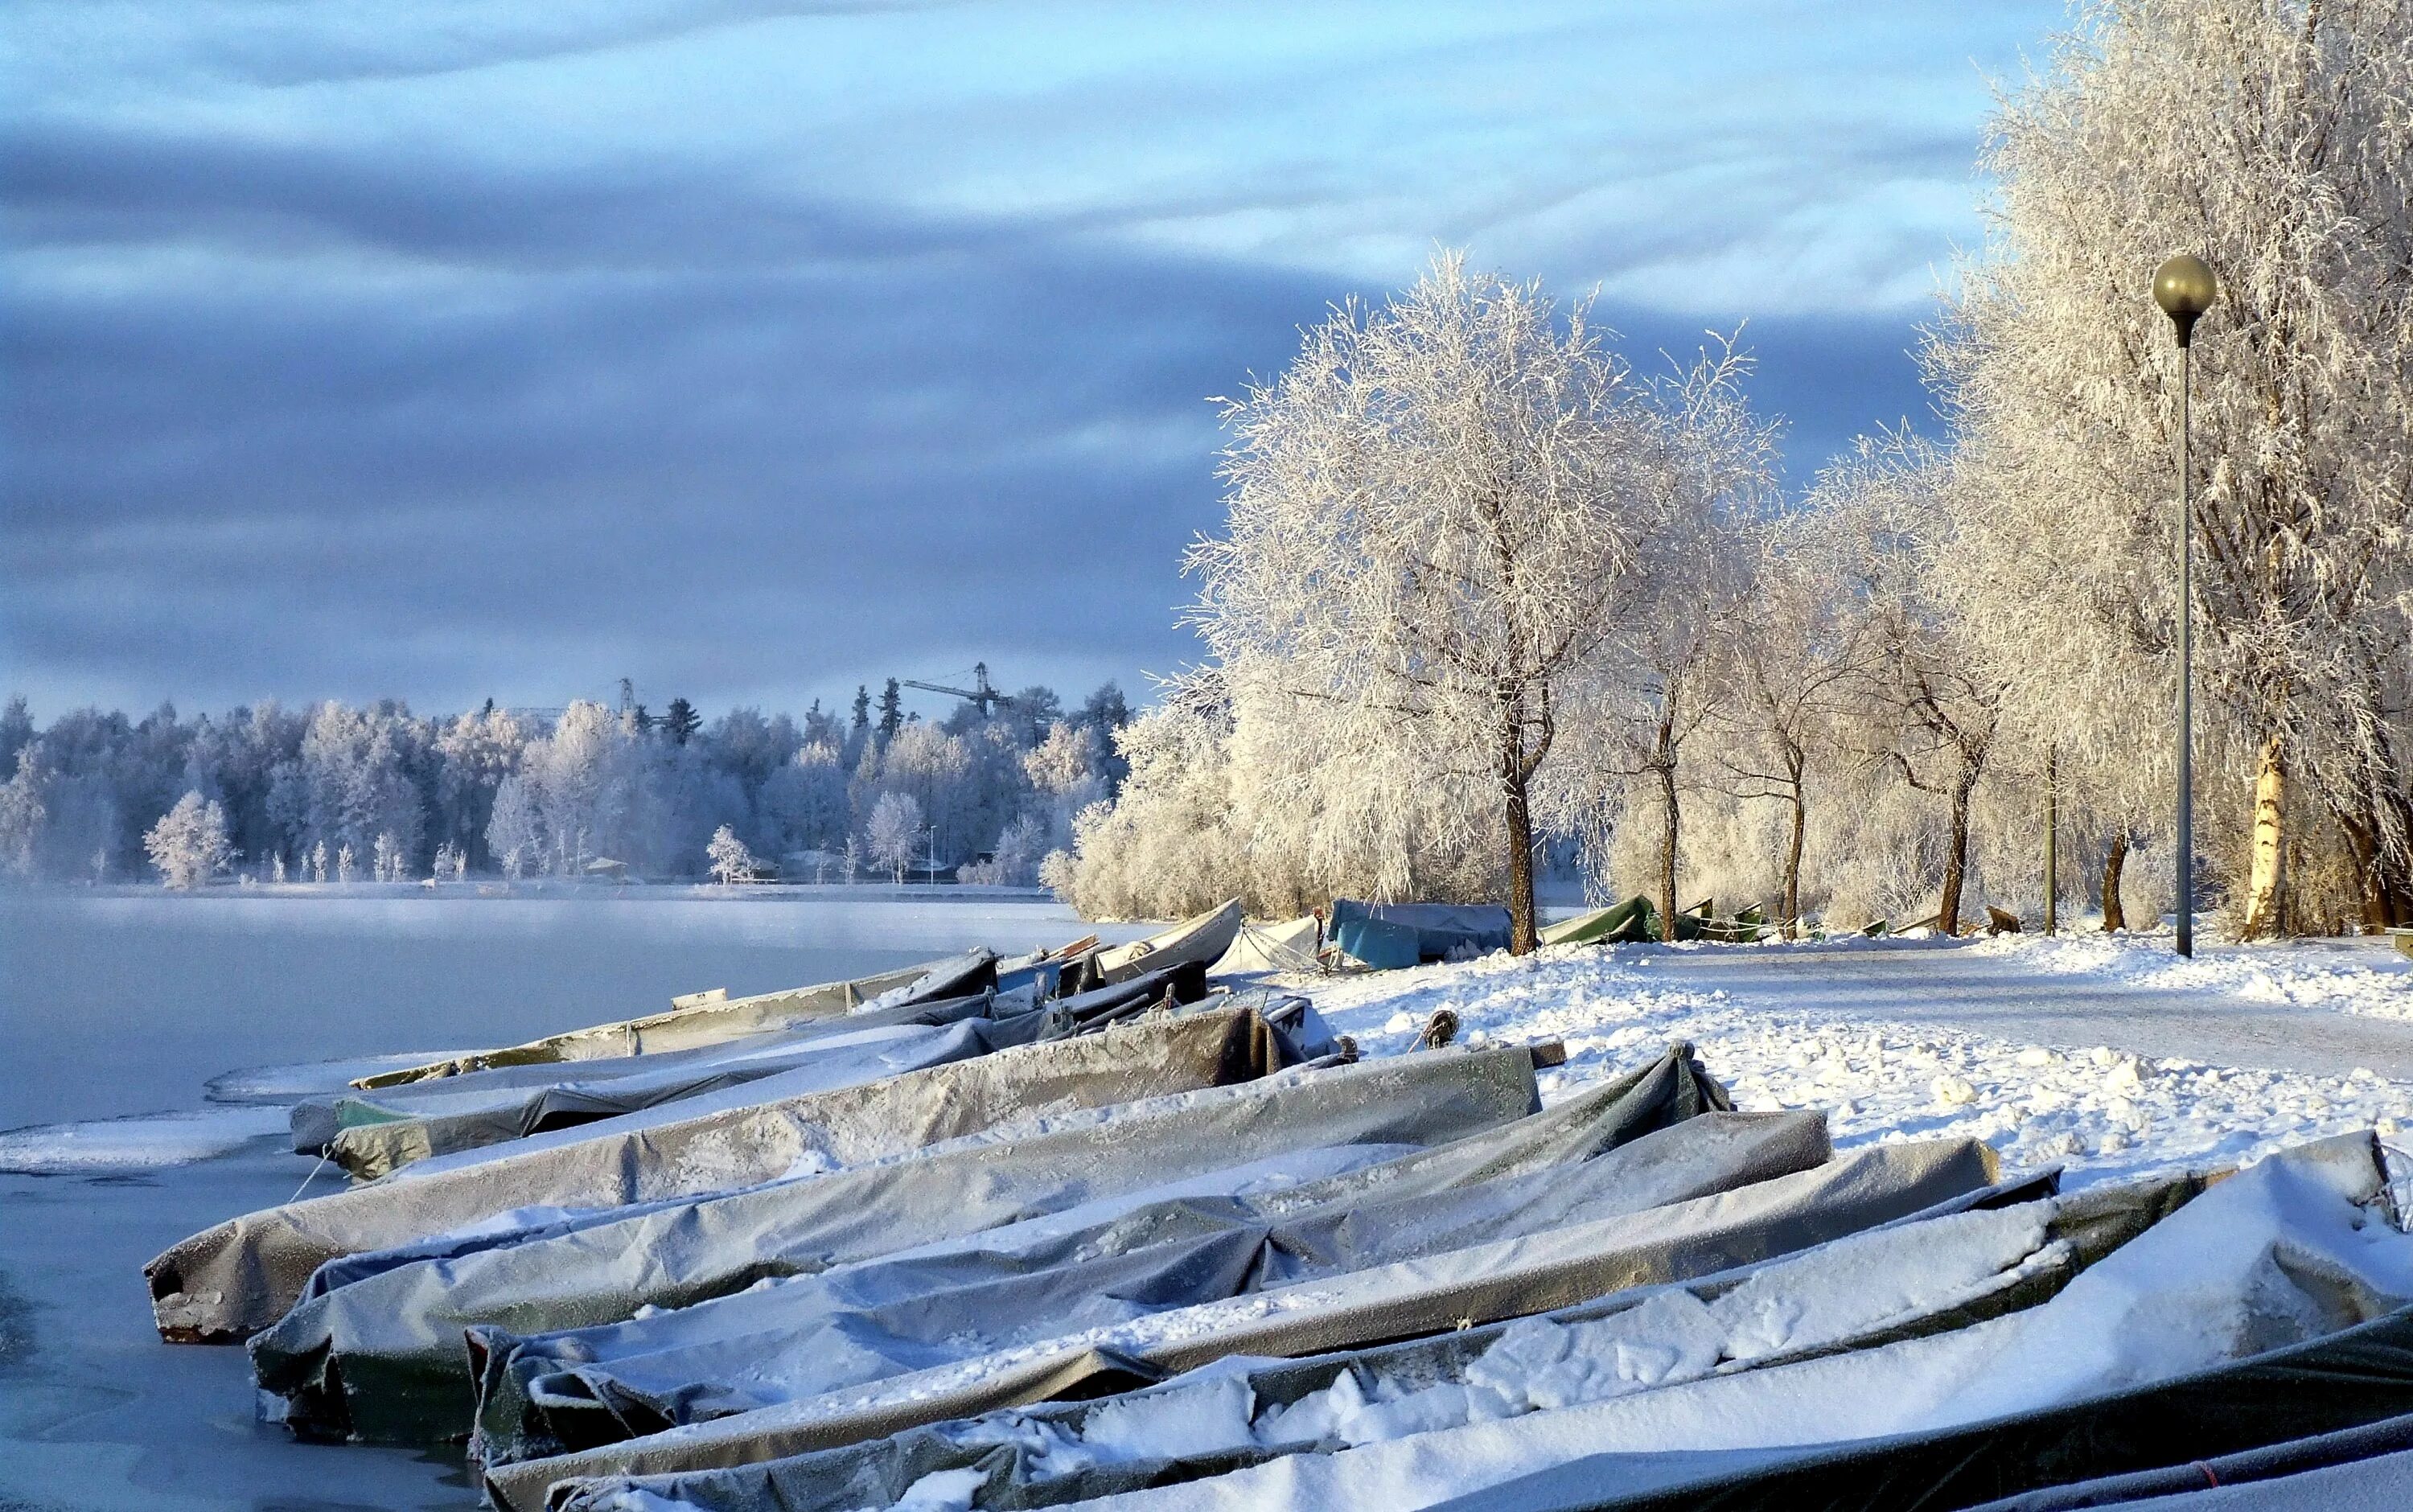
(1630, 938), (2413, 1079)
(1304, 934), (2411, 1189)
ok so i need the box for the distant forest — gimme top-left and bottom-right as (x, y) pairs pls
(0, 680), (1131, 886)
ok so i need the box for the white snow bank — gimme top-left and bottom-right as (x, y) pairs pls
(1972, 931), (2413, 1022)
(1075, 1136), (2412, 1511)
(1300, 947), (2411, 1187)
(0, 1105), (290, 1173)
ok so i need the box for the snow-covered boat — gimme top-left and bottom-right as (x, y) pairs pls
(349, 950), (1001, 1088)
(149, 991), (1264, 1344)
(249, 1028), (1540, 1443)
(1085, 900), (1245, 986)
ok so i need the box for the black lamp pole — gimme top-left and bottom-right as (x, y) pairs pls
(2152, 253), (2217, 958)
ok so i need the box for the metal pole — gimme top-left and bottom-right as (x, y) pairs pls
(2044, 745), (2058, 935)
(2176, 343), (2194, 958)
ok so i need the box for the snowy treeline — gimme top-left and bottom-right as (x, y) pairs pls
(0, 681), (1129, 886)
(1050, 0), (2412, 945)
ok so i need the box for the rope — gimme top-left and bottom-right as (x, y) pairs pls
(288, 1151), (330, 1204)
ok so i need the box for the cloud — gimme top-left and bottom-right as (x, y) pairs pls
(1, 2), (2043, 718)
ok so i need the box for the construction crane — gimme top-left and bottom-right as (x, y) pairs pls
(898, 662), (1017, 719)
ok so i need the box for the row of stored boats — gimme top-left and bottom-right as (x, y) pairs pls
(147, 901), (2413, 1510)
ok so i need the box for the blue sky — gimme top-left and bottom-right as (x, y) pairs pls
(2, 0), (2062, 722)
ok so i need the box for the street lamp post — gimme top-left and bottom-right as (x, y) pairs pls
(2152, 253), (2217, 958)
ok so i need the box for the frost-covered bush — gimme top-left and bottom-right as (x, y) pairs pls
(144, 791), (235, 889)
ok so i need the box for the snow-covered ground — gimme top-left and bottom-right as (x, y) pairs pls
(1303, 931), (2412, 1189)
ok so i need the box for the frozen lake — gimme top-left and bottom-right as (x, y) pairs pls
(0, 890), (1145, 1512)
(0, 890), (1145, 1130)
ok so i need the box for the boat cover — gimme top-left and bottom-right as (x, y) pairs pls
(1209, 917), (1323, 976)
(293, 985), (1023, 1159)
(1434, 1306), (2413, 1511)
(1330, 901), (1511, 964)
(350, 951), (999, 1088)
(1351, 1132), (2413, 1512)
(313, 965), (1194, 1181)
(487, 1133), (1997, 1506)
(150, 998), (1284, 1342)
(536, 1168), (2186, 1512)
(1539, 898), (1659, 947)
(469, 1049), (1752, 1461)
(1959, 1410), (2413, 1510)
(249, 1042), (1558, 1442)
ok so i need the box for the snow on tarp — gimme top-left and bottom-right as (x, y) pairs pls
(489, 1133), (1997, 1509)
(147, 1000), (1290, 1342)
(349, 951), (999, 1088)
(288, 987), (1020, 1157)
(0, 1105), (292, 1176)
(249, 1040), (1552, 1444)
(468, 1048), (1752, 1462)
(539, 1167), (2150, 1512)
(1124, 1132), (2413, 1512)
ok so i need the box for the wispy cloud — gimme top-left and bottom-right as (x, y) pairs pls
(1, 0), (2055, 716)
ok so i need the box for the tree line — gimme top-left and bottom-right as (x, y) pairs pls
(1050, 0), (2412, 949)
(0, 680), (1130, 888)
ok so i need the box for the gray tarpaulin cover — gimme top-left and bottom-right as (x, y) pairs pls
(470, 1047), (1750, 1461)
(539, 1169), (2196, 1512)
(249, 1041), (1556, 1442)
(306, 964), (1227, 1173)
(486, 1133), (1998, 1507)
(351, 951), (999, 1088)
(326, 1001), (1072, 1181)
(290, 987), (1013, 1157)
(150, 1003), (1291, 1341)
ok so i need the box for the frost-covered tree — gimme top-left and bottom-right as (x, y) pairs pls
(864, 791), (923, 884)
(335, 842), (355, 885)
(759, 742), (850, 857)
(705, 824), (758, 885)
(485, 774), (542, 879)
(434, 705), (527, 869)
(1934, 0), (2413, 934)
(146, 791), (235, 888)
(1192, 254), (1683, 952)
(1819, 432), (2005, 937)
(0, 753), (44, 880)
(1710, 512), (1876, 935)
(1575, 334), (1778, 937)
(269, 701), (425, 873)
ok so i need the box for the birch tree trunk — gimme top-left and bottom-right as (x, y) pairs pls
(2241, 733), (2286, 939)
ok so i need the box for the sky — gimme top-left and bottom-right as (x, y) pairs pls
(1, 0), (2066, 725)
